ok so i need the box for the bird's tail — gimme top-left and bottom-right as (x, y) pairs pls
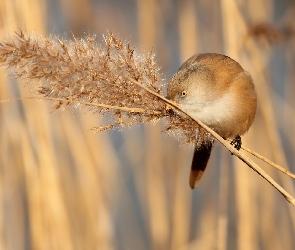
(189, 142), (213, 189)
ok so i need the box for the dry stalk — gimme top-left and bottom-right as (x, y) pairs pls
(0, 30), (295, 205)
(238, 142), (295, 179)
(128, 78), (295, 206)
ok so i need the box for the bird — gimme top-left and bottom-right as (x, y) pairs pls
(167, 53), (257, 189)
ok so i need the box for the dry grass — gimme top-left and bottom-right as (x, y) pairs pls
(1, 0), (295, 250)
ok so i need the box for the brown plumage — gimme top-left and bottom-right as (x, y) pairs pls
(167, 53), (257, 189)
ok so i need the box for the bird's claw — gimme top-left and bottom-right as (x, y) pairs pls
(230, 135), (242, 151)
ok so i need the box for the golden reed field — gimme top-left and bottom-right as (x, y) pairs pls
(0, 0), (295, 249)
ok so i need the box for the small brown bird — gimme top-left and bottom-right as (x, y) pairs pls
(167, 53), (257, 189)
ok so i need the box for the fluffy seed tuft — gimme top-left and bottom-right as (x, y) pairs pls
(0, 30), (213, 146)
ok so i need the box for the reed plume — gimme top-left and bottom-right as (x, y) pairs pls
(0, 30), (211, 146)
(245, 22), (294, 45)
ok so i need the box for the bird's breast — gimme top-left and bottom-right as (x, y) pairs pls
(179, 92), (251, 138)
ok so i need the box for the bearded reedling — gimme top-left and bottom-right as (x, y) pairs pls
(167, 53), (257, 189)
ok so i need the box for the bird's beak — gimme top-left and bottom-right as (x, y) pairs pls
(165, 104), (173, 112)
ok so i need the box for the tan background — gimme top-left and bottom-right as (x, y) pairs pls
(1, 0), (295, 249)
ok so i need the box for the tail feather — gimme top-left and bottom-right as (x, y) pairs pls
(189, 142), (213, 189)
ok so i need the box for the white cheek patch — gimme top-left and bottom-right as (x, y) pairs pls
(179, 92), (236, 126)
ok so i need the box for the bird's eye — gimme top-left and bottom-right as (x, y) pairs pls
(181, 90), (187, 97)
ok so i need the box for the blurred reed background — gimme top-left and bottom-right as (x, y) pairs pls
(1, 0), (295, 249)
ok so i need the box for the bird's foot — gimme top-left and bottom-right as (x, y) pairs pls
(230, 135), (242, 151)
